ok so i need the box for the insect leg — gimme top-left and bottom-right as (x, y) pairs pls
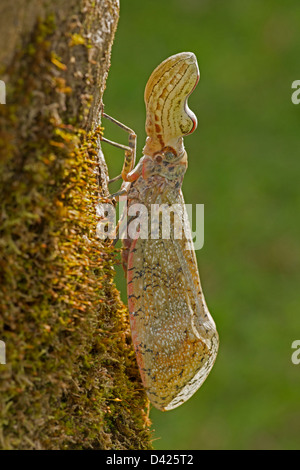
(101, 112), (137, 183)
(100, 113), (138, 250)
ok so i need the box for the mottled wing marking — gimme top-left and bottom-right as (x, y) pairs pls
(127, 195), (218, 411)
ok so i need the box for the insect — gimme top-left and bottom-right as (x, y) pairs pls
(101, 52), (219, 411)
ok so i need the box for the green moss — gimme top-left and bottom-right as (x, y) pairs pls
(69, 33), (86, 47)
(0, 16), (151, 450)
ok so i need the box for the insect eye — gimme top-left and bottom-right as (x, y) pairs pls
(164, 150), (177, 161)
(165, 152), (174, 160)
(155, 155), (163, 163)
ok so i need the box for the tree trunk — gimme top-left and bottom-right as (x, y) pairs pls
(0, 0), (151, 450)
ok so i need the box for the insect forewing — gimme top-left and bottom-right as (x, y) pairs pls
(127, 194), (218, 411)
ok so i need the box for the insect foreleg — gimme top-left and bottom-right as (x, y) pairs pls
(101, 112), (137, 183)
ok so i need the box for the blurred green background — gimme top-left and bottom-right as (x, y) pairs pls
(102, 0), (300, 450)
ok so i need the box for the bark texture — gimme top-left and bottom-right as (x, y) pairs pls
(0, 0), (151, 450)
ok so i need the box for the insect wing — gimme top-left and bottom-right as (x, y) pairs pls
(127, 201), (218, 411)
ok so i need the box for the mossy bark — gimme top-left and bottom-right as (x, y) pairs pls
(0, 0), (152, 450)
